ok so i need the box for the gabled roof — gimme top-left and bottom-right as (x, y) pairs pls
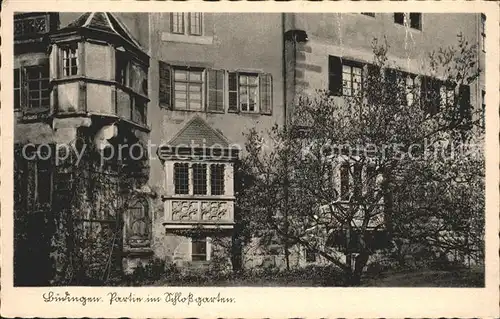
(61, 12), (144, 52)
(167, 116), (231, 148)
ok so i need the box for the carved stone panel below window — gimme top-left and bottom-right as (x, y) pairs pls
(169, 199), (233, 225)
(200, 201), (228, 221)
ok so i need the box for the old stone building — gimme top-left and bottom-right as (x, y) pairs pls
(13, 12), (484, 284)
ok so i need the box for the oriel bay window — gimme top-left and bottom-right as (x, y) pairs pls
(159, 61), (272, 115)
(173, 162), (226, 196)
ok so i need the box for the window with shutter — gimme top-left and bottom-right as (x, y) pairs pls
(228, 72), (238, 112)
(159, 61), (172, 109)
(207, 69), (225, 112)
(328, 56), (342, 96)
(259, 73), (272, 115)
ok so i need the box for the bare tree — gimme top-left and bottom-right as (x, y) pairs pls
(239, 34), (483, 285)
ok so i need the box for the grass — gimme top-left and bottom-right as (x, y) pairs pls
(121, 264), (484, 287)
(362, 267), (485, 287)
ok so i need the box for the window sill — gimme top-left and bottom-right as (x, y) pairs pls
(162, 194), (236, 201)
(161, 32), (214, 45)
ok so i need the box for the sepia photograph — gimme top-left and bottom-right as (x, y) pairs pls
(2, 1), (499, 317)
(11, 10), (486, 288)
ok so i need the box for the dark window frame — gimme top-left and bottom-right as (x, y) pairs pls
(174, 163), (189, 195)
(210, 164), (225, 196)
(342, 61), (364, 97)
(189, 12), (203, 36)
(394, 12), (422, 31)
(25, 65), (50, 110)
(192, 163), (208, 195)
(61, 43), (78, 77)
(173, 67), (204, 111)
(171, 12), (185, 34)
(191, 236), (207, 261)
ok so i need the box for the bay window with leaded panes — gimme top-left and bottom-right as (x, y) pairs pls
(173, 162), (227, 196)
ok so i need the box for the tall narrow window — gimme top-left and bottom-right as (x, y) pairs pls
(14, 68), (21, 110)
(210, 164), (225, 196)
(26, 65), (50, 109)
(259, 73), (273, 115)
(189, 13), (202, 36)
(159, 61), (172, 109)
(116, 52), (128, 86)
(340, 163), (350, 201)
(191, 237), (207, 261)
(228, 72), (238, 112)
(239, 74), (259, 112)
(171, 13), (185, 34)
(174, 68), (203, 111)
(207, 69), (224, 112)
(174, 163), (189, 195)
(481, 14), (486, 53)
(192, 164), (207, 195)
(62, 44), (78, 76)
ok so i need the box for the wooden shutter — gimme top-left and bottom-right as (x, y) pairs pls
(228, 72), (238, 112)
(328, 55), (342, 96)
(259, 73), (272, 115)
(159, 61), (172, 109)
(207, 69), (225, 112)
